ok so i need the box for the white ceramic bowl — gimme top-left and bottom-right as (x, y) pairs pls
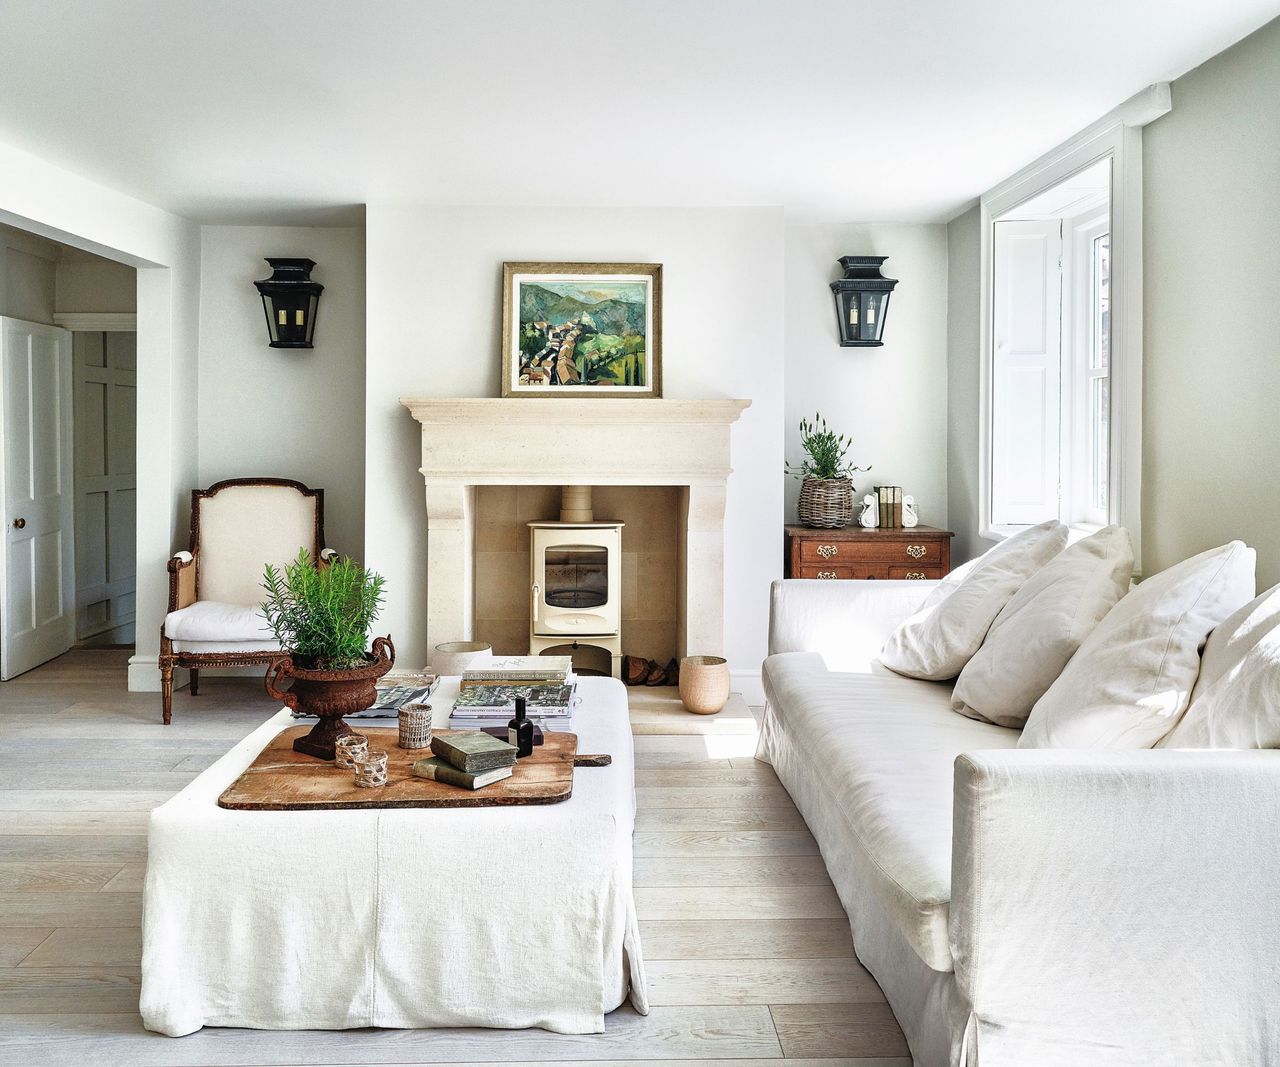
(430, 641), (492, 677)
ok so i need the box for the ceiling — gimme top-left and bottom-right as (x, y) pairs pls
(0, 0), (1275, 226)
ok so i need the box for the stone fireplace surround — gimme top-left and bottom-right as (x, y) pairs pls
(400, 398), (751, 666)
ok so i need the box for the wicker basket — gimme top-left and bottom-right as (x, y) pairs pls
(797, 477), (854, 528)
(679, 655), (731, 715)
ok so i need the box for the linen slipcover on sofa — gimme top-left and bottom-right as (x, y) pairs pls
(759, 577), (1280, 1067)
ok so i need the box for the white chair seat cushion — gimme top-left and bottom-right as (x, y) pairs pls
(170, 640), (281, 655)
(1161, 584), (1280, 748)
(165, 601), (274, 643)
(1020, 541), (1257, 749)
(880, 520), (1068, 681)
(762, 653), (1018, 971)
(952, 526), (1134, 727)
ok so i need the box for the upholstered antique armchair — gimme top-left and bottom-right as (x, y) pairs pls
(159, 478), (336, 723)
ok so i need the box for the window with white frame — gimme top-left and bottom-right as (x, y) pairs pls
(978, 89), (1167, 571)
(988, 157), (1113, 531)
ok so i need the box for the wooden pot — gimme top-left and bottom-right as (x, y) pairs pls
(265, 635), (395, 760)
(679, 655), (730, 715)
(797, 477), (853, 528)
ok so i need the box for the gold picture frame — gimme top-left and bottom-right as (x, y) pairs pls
(501, 262), (662, 398)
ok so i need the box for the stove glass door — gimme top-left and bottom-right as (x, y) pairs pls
(543, 544), (608, 609)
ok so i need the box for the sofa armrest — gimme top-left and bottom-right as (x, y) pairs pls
(167, 551), (196, 612)
(951, 749), (1280, 1062)
(767, 578), (935, 671)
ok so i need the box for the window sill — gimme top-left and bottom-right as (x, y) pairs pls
(979, 520), (1105, 546)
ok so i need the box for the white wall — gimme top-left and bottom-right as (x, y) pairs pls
(945, 204), (985, 564)
(55, 250), (137, 314)
(0, 223), (57, 323)
(198, 226), (366, 559)
(784, 219), (950, 528)
(945, 16), (1280, 582)
(0, 138), (201, 691)
(0, 224), (137, 323)
(1143, 15), (1280, 589)
(365, 205), (785, 678)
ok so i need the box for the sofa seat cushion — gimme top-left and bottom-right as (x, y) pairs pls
(762, 652), (1018, 972)
(165, 601), (274, 642)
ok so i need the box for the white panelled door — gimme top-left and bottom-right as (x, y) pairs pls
(73, 332), (137, 642)
(0, 317), (75, 679)
(990, 219), (1062, 527)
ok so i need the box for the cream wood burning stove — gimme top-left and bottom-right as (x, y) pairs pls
(528, 488), (624, 677)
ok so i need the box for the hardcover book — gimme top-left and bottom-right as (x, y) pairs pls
(462, 656), (572, 682)
(411, 757), (514, 790)
(453, 684), (575, 712)
(430, 731), (518, 773)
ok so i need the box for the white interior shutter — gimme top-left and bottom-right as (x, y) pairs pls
(991, 219), (1062, 527)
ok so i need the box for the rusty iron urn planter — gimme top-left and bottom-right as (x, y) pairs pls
(265, 635), (395, 760)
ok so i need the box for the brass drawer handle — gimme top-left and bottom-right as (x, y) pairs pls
(816, 570), (838, 580)
(906, 544), (927, 559)
(816, 544), (838, 559)
(905, 571), (927, 580)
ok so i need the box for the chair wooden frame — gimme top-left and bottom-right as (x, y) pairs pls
(159, 477), (327, 724)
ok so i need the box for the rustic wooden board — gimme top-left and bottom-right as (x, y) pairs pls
(217, 727), (578, 811)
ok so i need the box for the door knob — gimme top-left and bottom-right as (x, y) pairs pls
(12, 518), (25, 529)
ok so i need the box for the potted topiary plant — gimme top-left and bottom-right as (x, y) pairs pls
(261, 550), (394, 760)
(786, 412), (870, 528)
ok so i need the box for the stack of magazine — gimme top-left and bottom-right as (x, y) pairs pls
(291, 673), (439, 719)
(449, 656), (578, 732)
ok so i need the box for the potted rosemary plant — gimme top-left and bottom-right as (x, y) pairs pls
(786, 412), (869, 528)
(261, 550), (394, 760)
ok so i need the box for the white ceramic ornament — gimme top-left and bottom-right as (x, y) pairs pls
(859, 494), (879, 529)
(902, 495), (919, 528)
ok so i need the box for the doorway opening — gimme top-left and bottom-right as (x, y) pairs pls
(0, 224), (137, 678)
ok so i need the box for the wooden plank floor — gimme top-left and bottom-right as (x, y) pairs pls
(0, 649), (910, 1066)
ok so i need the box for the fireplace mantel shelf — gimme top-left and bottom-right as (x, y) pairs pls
(402, 397), (751, 485)
(401, 397), (750, 425)
(402, 396), (751, 662)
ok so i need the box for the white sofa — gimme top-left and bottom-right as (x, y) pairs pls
(760, 577), (1280, 1067)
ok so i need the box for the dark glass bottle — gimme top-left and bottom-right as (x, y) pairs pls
(508, 696), (534, 758)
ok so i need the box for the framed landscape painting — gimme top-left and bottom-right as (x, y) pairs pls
(501, 262), (662, 398)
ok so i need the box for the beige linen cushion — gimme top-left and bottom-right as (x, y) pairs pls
(1020, 541), (1256, 749)
(952, 525), (1134, 728)
(1160, 585), (1280, 749)
(880, 520), (1068, 681)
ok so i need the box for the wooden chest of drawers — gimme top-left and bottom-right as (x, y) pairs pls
(784, 524), (954, 581)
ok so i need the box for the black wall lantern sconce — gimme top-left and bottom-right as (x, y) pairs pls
(254, 258), (324, 348)
(830, 256), (898, 347)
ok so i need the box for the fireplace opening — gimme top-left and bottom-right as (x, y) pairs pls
(473, 484), (679, 673)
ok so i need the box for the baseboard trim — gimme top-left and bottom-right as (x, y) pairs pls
(128, 655), (191, 693)
(128, 655), (159, 692)
(731, 667), (764, 707)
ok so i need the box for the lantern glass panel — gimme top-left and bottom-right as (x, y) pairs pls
(864, 292), (889, 342)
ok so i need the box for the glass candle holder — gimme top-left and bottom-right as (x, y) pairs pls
(398, 704), (432, 750)
(353, 750), (388, 788)
(334, 733), (369, 770)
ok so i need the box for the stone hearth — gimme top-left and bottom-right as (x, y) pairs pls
(400, 398), (750, 663)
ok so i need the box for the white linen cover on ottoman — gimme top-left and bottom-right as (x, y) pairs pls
(140, 677), (647, 1037)
(759, 652), (1018, 972)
